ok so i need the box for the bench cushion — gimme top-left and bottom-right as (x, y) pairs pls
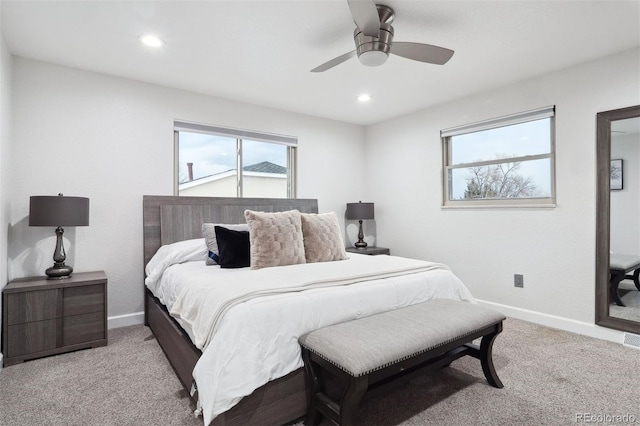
(610, 253), (640, 272)
(299, 299), (505, 377)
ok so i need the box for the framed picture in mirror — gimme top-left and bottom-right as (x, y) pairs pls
(611, 159), (623, 190)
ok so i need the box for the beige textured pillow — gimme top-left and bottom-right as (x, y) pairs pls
(244, 209), (306, 269)
(301, 212), (348, 263)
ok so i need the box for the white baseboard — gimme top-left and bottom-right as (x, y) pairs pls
(0, 316), (142, 368)
(107, 311), (145, 329)
(476, 299), (625, 344)
(107, 303), (627, 344)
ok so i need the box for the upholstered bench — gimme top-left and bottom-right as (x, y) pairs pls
(299, 299), (506, 426)
(610, 253), (640, 307)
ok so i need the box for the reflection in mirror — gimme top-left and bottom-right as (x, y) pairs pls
(610, 117), (640, 323)
(596, 105), (640, 334)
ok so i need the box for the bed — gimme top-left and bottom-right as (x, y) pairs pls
(142, 195), (475, 425)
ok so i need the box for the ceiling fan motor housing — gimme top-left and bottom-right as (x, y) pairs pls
(310, 2), (452, 72)
(354, 22), (394, 66)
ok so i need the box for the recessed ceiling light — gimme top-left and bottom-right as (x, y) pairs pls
(140, 34), (165, 48)
(357, 94), (371, 102)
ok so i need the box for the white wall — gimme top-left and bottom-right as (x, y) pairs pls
(611, 132), (640, 255)
(9, 58), (365, 323)
(0, 9), (13, 366)
(6, 47), (640, 340)
(179, 174), (287, 198)
(365, 48), (640, 331)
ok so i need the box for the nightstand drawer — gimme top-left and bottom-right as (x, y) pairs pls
(6, 289), (62, 325)
(6, 319), (62, 357)
(64, 284), (105, 316)
(63, 311), (105, 346)
(2, 271), (108, 366)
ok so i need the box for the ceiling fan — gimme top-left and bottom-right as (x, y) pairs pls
(311, 0), (454, 72)
(311, 0), (453, 72)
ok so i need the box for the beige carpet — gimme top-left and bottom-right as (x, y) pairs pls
(610, 280), (640, 323)
(0, 325), (200, 426)
(0, 318), (638, 426)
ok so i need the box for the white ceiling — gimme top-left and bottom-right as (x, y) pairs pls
(1, 0), (639, 126)
(612, 116), (640, 135)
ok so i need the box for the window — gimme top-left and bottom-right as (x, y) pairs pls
(174, 121), (297, 198)
(441, 106), (555, 207)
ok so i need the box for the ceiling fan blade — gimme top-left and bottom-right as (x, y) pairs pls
(391, 42), (454, 65)
(310, 50), (357, 73)
(347, 0), (380, 37)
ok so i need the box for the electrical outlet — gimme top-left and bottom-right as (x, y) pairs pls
(514, 274), (524, 288)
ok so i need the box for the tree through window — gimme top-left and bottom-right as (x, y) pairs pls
(442, 106), (555, 207)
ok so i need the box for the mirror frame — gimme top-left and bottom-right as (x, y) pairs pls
(596, 105), (640, 334)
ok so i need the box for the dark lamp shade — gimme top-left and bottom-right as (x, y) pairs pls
(29, 196), (90, 227)
(346, 202), (374, 220)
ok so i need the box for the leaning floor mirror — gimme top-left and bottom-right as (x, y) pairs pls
(596, 105), (640, 334)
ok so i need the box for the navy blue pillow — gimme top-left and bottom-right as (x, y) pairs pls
(214, 226), (250, 268)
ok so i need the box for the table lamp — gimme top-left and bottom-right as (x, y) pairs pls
(346, 201), (374, 249)
(29, 194), (90, 279)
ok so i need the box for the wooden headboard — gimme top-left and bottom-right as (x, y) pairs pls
(142, 195), (319, 267)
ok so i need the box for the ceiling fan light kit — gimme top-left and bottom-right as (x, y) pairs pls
(311, 1), (454, 73)
(354, 22), (393, 66)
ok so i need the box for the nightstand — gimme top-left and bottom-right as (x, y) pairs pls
(2, 271), (107, 367)
(346, 247), (391, 256)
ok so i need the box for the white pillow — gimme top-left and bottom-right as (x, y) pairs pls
(145, 238), (208, 292)
(202, 223), (250, 265)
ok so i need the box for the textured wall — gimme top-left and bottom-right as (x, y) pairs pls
(9, 58), (365, 320)
(365, 48), (640, 327)
(0, 12), (13, 362)
(611, 132), (640, 255)
(8, 46), (640, 338)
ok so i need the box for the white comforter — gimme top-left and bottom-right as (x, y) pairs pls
(148, 253), (474, 425)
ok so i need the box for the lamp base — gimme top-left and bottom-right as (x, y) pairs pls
(46, 226), (72, 279)
(354, 219), (368, 249)
(46, 263), (73, 279)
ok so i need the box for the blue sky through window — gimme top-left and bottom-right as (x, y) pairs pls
(178, 132), (286, 183)
(451, 119), (551, 165)
(448, 118), (552, 200)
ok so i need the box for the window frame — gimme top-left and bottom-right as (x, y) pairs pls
(174, 120), (297, 198)
(441, 106), (556, 208)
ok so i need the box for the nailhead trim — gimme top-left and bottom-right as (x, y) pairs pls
(301, 320), (502, 378)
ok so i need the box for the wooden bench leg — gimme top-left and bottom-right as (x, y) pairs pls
(479, 323), (504, 389)
(302, 348), (323, 426)
(610, 271), (626, 307)
(339, 375), (368, 426)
